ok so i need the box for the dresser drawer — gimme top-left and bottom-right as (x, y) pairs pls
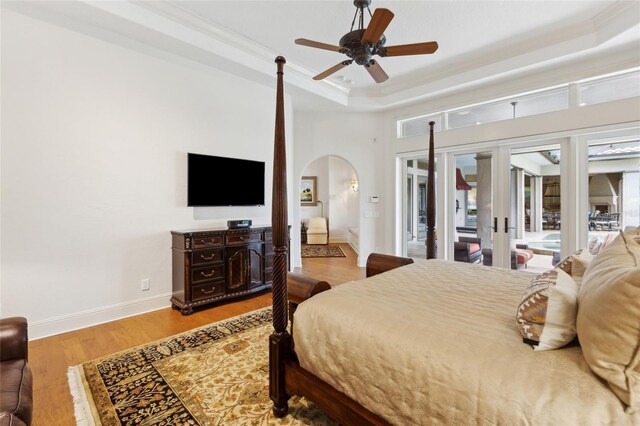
(192, 234), (224, 248)
(192, 264), (224, 284)
(192, 281), (224, 302)
(192, 248), (224, 266)
(226, 231), (262, 245)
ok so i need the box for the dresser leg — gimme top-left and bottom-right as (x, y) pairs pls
(181, 307), (194, 316)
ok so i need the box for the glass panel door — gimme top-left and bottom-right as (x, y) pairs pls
(509, 145), (562, 273)
(403, 157), (431, 260)
(588, 139), (640, 247)
(451, 151), (495, 266)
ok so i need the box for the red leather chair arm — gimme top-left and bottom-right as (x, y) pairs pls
(458, 236), (482, 246)
(0, 317), (28, 362)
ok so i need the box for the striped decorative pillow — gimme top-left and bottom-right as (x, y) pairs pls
(516, 267), (579, 351)
(554, 248), (594, 286)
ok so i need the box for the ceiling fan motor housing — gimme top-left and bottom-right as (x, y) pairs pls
(339, 29), (386, 65)
(353, 0), (372, 9)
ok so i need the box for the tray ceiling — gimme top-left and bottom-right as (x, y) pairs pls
(7, 0), (640, 111)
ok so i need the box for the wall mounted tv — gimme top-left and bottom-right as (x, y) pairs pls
(188, 153), (265, 206)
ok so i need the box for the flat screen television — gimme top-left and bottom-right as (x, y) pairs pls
(188, 153), (265, 206)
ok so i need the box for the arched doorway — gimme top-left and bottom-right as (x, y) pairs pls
(299, 155), (360, 262)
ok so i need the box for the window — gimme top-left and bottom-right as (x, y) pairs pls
(579, 70), (640, 106)
(448, 88), (568, 129)
(398, 115), (442, 138)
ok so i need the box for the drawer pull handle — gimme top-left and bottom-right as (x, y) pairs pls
(201, 287), (216, 294)
(200, 254), (216, 260)
(199, 238), (215, 245)
(200, 271), (215, 277)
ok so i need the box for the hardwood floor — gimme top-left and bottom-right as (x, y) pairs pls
(29, 243), (362, 425)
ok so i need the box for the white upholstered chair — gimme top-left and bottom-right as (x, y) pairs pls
(306, 217), (328, 244)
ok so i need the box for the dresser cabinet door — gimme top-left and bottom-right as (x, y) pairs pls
(225, 246), (248, 293)
(248, 243), (264, 289)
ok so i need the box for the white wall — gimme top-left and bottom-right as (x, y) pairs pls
(327, 156), (354, 243)
(1, 10), (295, 338)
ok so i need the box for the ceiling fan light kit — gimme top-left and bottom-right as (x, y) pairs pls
(295, 0), (438, 83)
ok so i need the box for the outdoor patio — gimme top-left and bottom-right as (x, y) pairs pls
(407, 228), (617, 275)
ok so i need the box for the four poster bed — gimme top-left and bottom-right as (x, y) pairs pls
(268, 57), (639, 425)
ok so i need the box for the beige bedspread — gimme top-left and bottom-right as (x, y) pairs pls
(293, 259), (638, 425)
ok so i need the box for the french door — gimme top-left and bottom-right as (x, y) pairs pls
(446, 143), (566, 272)
(447, 147), (514, 269)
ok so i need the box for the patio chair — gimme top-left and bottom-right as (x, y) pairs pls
(454, 236), (482, 264)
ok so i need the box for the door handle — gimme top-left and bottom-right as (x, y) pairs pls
(491, 217), (498, 232)
(504, 217), (515, 233)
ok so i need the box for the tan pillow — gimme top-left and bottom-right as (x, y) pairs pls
(577, 232), (640, 413)
(516, 268), (578, 351)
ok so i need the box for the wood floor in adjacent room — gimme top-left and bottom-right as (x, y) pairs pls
(29, 243), (363, 426)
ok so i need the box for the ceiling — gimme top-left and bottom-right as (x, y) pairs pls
(8, 0), (640, 111)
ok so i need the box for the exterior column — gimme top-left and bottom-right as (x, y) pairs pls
(533, 176), (543, 232)
(513, 167), (525, 239)
(622, 171), (640, 229)
(476, 153), (493, 249)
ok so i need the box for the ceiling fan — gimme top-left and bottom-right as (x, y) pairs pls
(295, 0), (439, 84)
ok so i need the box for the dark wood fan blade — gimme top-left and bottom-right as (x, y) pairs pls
(295, 38), (343, 53)
(362, 8), (394, 44)
(365, 59), (389, 83)
(380, 41), (439, 57)
(313, 60), (353, 80)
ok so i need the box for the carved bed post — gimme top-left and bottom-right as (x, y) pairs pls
(426, 121), (437, 259)
(269, 56), (292, 417)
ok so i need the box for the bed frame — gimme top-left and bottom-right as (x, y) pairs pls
(269, 56), (436, 425)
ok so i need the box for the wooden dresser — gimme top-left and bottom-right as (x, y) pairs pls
(171, 226), (276, 315)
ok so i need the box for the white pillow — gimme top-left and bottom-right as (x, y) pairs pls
(588, 237), (602, 255)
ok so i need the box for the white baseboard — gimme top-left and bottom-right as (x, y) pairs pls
(349, 242), (359, 255)
(29, 293), (172, 340)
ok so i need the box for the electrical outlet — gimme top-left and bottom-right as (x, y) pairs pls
(141, 278), (150, 291)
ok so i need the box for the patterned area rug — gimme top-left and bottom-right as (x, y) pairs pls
(67, 308), (336, 425)
(301, 244), (346, 258)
